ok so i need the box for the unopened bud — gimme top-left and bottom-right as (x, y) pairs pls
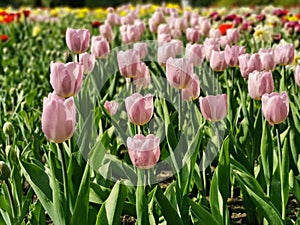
(0, 161), (11, 180)
(3, 122), (14, 136)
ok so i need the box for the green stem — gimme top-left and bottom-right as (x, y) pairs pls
(58, 143), (68, 206)
(275, 126), (285, 222)
(179, 90), (182, 132)
(5, 181), (16, 222)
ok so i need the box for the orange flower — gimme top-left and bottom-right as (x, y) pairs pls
(219, 23), (233, 36)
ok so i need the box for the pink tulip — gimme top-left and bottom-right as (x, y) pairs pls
(224, 45), (245, 67)
(219, 36), (229, 48)
(295, 65), (300, 86)
(66, 28), (90, 54)
(248, 71), (274, 100)
(259, 48), (276, 71)
(133, 42), (148, 59)
(185, 43), (205, 67)
(91, 36), (110, 58)
(199, 17), (211, 36)
(117, 49), (141, 78)
(104, 100), (119, 116)
(125, 93), (153, 125)
(170, 39), (183, 55)
(226, 28), (240, 44)
(238, 53), (262, 79)
(127, 134), (160, 169)
(42, 93), (76, 143)
(166, 57), (193, 89)
(157, 24), (170, 35)
(171, 29), (182, 39)
(120, 24), (142, 44)
(151, 11), (164, 25)
(182, 74), (200, 101)
(107, 11), (121, 26)
(209, 29), (221, 38)
(262, 92), (289, 125)
(157, 42), (177, 66)
(99, 22), (114, 42)
(79, 52), (95, 74)
(148, 18), (158, 33)
(186, 28), (201, 43)
(274, 43), (294, 65)
(210, 50), (227, 72)
(174, 18), (188, 32)
(199, 94), (228, 121)
(204, 38), (220, 61)
(50, 62), (83, 98)
(157, 33), (172, 44)
(133, 62), (151, 90)
(190, 12), (199, 27)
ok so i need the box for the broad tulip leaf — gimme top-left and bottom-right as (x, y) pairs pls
(189, 199), (220, 225)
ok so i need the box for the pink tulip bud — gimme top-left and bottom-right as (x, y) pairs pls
(199, 94), (228, 122)
(166, 57), (193, 89)
(117, 49), (141, 78)
(209, 29), (221, 38)
(50, 62), (83, 98)
(99, 22), (114, 42)
(157, 33), (172, 44)
(210, 50), (227, 72)
(186, 27), (201, 43)
(104, 100), (119, 116)
(182, 74), (200, 101)
(79, 52), (95, 74)
(171, 29), (182, 39)
(66, 28), (90, 54)
(133, 42), (148, 59)
(157, 42), (177, 66)
(148, 18), (158, 33)
(226, 28), (240, 44)
(224, 45), (245, 67)
(42, 93), (76, 143)
(170, 39), (183, 55)
(107, 12), (121, 26)
(190, 12), (199, 27)
(120, 24), (142, 44)
(157, 24), (170, 35)
(174, 18), (188, 32)
(274, 43), (295, 65)
(127, 134), (160, 169)
(125, 93), (154, 125)
(185, 44), (205, 67)
(204, 38), (220, 61)
(238, 53), (262, 79)
(248, 71), (274, 100)
(133, 62), (151, 90)
(259, 51), (275, 71)
(295, 65), (300, 86)
(219, 36), (229, 48)
(91, 36), (110, 59)
(152, 11), (164, 25)
(262, 92), (289, 125)
(199, 17), (211, 36)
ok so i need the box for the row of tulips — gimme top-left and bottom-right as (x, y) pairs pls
(1, 3), (300, 225)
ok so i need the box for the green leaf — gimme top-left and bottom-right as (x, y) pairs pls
(154, 185), (184, 225)
(95, 181), (127, 225)
(189, 199), (220, 225)
(233, 169), (284, 225)
(71, 164), (90, 225)
(218, 135), (230, 201)
(89, 183), (111, 204)
(260, 120), (273, 190)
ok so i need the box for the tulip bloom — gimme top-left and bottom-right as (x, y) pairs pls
(133, 62), (151, 90)
(65, 28), (90, 54)
(104, 100), (119, 116)
(226, 28), (240, 44)
(125, 93), (154, 125)
(238, 53), (262, 79)
(133, 42), (148, 59)
(262, 92), (289, 125)
(117, 49), (141, 78)
(295, 65), (300, 86)
(224, 45), (245, 67)
(182, 74), (200, 101)
(259, 50), (275, 71)
(185, 43), (205, 67)
(79, 52), (95, 74)
(166, 57), (193, 89)
(210, 50), (227, 72)
(274, 43), (295, 65)
(127, 134), (160, 169)
(42, 93), (76, 143)
(99, 22), (114, 42)
(199, 94), (228, 121)
(91, 36), (110, 59)
(157, 42), (177, 66)
(248, 71), (274, 100)
(50, 62), (83, 98)
(186, 27), (201, 43)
